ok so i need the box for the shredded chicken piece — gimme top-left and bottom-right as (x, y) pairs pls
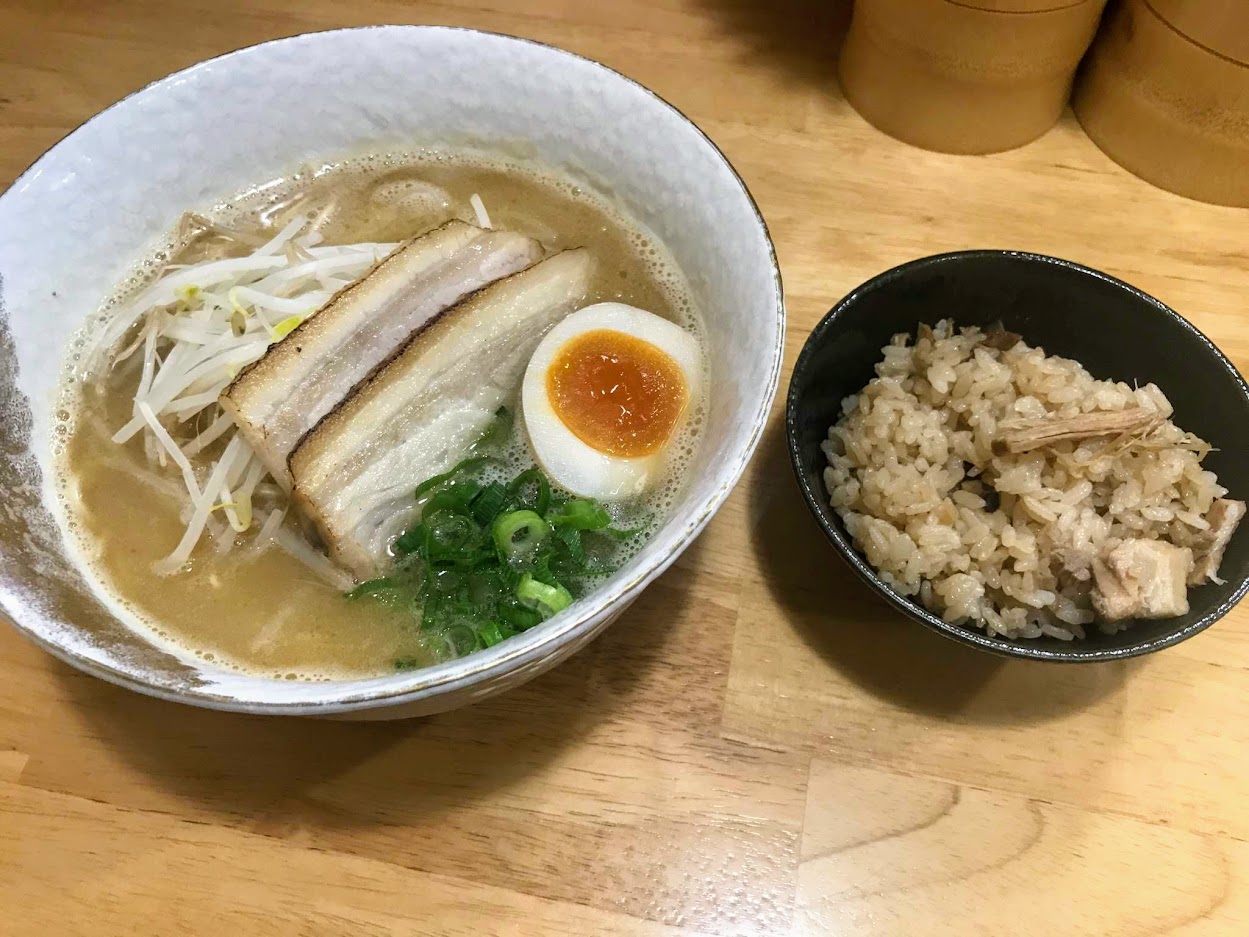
(1092, 539), (1192, 621)
(1189, 498), (1246, 586)
(995, 408), (1161, 455)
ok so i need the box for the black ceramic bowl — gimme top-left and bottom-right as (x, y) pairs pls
(786, 250), (1249, 661)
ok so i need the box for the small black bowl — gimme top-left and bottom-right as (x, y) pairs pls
(786, 250), (1249, 661)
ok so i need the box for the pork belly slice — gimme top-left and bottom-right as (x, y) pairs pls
(220, 220), (544, 483)
(291, 249), (594, 579)
(1092, 539), (1192, 621)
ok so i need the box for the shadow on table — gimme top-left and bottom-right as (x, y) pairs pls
(697, 0), (853, 90)
(56, 547), (698, 828)
(748, 419), (1130, 724)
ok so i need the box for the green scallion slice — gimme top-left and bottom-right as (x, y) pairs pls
(492, 509), (551, 562)
(549, 498), (612, 530)
(478, 620), (517, 648)
(470, 482), (510, 525)
(515, 573), (573, 616)
(507, 468), (551, 516)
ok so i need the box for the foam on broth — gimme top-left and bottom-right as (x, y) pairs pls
(56, 151), (706, 681)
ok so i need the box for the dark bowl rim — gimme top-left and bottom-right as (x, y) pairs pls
(785, 248), (1249, 662)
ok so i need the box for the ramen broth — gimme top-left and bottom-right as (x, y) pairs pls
(59, 153), (703, 680)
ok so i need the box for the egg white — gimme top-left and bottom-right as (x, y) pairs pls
(522, 302), (702, 500)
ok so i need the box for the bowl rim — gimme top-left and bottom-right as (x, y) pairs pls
(786, 248), (1249, 662)
(0, 24), (785, 712)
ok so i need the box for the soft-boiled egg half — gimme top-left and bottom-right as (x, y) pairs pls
(522, 302), (702, 500)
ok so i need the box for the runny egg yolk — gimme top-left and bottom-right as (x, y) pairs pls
(546, 328), (688, 458)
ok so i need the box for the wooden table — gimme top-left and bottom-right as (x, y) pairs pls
(3, 2), (1248, 934)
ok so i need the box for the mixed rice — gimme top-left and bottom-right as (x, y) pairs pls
(823, 320), (1243, 639)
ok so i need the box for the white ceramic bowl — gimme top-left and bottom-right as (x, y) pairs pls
(0, 26), (783, 717)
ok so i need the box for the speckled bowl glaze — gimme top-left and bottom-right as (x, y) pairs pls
(0, 27), (783, 717)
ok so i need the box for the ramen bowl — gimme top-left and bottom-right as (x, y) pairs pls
(0, 26), (783, 717)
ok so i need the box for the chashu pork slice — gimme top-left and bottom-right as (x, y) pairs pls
(291, 248), (594, 579)
(220, 220), (544, 483)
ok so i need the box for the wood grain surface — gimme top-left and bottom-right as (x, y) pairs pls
(3, 2), (1249, 934)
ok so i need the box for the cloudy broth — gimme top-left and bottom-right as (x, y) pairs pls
(59, 152), (704, 680)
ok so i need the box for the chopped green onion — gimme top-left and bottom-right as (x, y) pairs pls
(553, 524), (586, 563)
(549, 498), (612, 530)
(478, 620), (516, 648)
(473, 406), (514, 451)
(421, 591), (443, 630)
(470, 482), (510, 525)
(492, 510), (551, 561)
(346, 577), (400, 601)
(414, 456), (493, 501)
(444, 623), (482, 656)
(419, 484), (481, 520)
(349, 458), (636, 665)
(499, 597), (544, 630)
(508, 469), (551, 516)
(600, 525), (643, 540)
(465, 567), (508, 608)
(454, 479), (484, 505)
(421, 509), (486, 565)
(429, 567), (464, 596)
(392, 526), (423, 557)
(516, 574), (573, 616)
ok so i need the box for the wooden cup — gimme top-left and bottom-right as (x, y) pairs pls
(1073, 0), (1249, 207)
(838, 0), (1108, 154)
(1148, 0), (1249, 66)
